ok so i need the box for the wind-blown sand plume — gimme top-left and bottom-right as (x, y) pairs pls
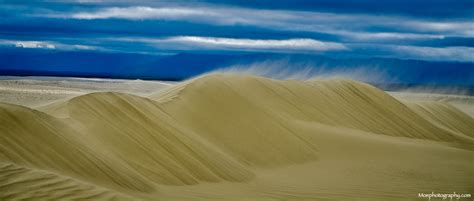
(1, 73), (473, 200)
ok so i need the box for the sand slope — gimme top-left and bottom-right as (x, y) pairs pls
(0, 163), (136, 201)
(1, 74), (473, 200)
(152, 74), (471, 144)
(67, 92), (254, 185)
(0, 103), (154, 192)
(407, 102), (474, 138)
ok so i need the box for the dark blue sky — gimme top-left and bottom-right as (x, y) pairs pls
(0, 0), (472, 61)
(0, 0), (473, 87)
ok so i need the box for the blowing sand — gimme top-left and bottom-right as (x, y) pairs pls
(0, 74), (473, 200)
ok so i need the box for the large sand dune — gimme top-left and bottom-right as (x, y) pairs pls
(1, 74), (473, 200)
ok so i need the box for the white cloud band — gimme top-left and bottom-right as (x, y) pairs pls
(14, 41), (56, 49)
(117, 36), (348, 52)
(60, 6), (474, 38)
(0, 39), (98, 51)
(389, 45), (474, 62)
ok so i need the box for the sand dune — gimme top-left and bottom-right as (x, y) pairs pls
(152, 75), (471, 143)
(407, 102), (474, 138)
(67, 92), (254, 185)
(0, 103), (154, 192)
(0, 77), (171, 108)
(391, 91), (474, 118)
(1, 74), (473, 200)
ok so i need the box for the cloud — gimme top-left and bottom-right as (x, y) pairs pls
(116, 36), (348, 52)
(14, 41), (56, 49)
(56, 6), (473, 38)
(163, 36), (347, 51)
(0, 40), (56, 49)
(70, 6), (214, 20)
(72, 44), (97, 50)
(3, 3), (472, 61)
(404, 21), (474, 37)
(336, 31), (445, 41)
(65, 36), (474, 61)
(0, 39), (99, 51)
(388, 45), (474, 62)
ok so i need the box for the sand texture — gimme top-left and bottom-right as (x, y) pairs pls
(1, 74), (473, 200)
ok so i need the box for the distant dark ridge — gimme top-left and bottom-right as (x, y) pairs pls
(0, 69), (185, 81)
(1, 51), (472, 91)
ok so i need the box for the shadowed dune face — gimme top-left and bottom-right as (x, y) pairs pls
(0, 103), (154, 193)
(1, 74), (473, 200)
(67, 92), (254, 185)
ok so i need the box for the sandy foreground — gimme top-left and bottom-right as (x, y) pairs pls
(0, 74), (473, 201)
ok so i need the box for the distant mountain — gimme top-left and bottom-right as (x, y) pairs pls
(0, 49), (164, 78)
(0, 49), (472, 89)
